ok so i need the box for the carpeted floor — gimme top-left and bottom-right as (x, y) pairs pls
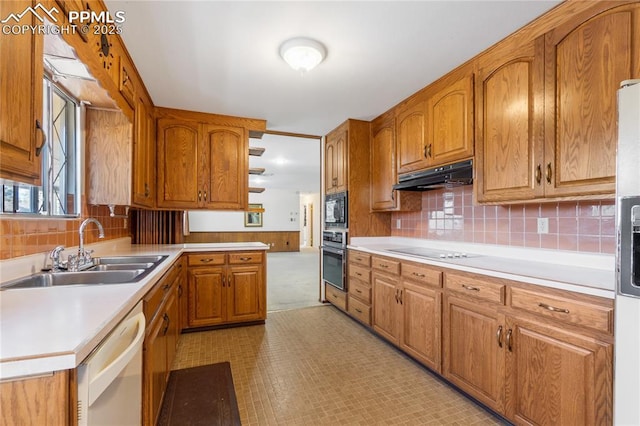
(267, 247), (322, 312)
(172, 305), (503, 425)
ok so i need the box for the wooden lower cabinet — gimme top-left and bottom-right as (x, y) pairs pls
(443, 294), (506, 412)
(0, 370), (69, 425)
(504, 317), (613, 426)
(142, 261), (182, 426)
(186, 251), (266, 328)
(372, 269), (401, 345)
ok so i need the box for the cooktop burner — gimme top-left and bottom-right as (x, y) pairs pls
(386, 247), (480, 260)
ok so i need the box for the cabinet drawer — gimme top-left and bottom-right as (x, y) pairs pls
(372, 256), (400, 275)
(144, 272), (175, 325)
(228, 251), (263, 265)
(187, 253), (226, 266)
(510, 286), (614, 334)
(349, 251), (371, 267)
(348, 296), (371, 325)
(402, 262), (442, 288)
(349, 279), (371, 304)
(349, 264), (371, 284)
(445, 273), (505, 304)
(326, 284), (347, 311)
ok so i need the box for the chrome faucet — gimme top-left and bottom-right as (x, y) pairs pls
(49, 245), (65, 271)
(71, 218), (105, 271)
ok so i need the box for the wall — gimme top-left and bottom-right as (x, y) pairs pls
(188, 188), (301, 232)
(0, 201), (129, 260)
(391, 185), (615, 254)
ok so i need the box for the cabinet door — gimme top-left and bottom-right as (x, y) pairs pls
(187, 267), (225, 327)
(201, 124), (248, 210)
(400, 283), (442, 372)
(0, 0), (44, 185)
(370, 118), (397, 210)
(143, 314), (168, 426)
(132, 98), (155, 208)
(426, 74), (474, 166)
(372, 272), (401, 345)
(396, 101), (429, 174)
(325, 127), (347, 193)
(543, 4), (639, 197)
(504, 317), (613, 425)
(475, 38), (545, 203)
(443, 295), (505, 412)
(227, 265), (264, 322)
(156, 118), (200, 208)
(165, 289), (180, 370)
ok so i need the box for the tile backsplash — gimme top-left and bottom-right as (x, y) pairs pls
(0, 203), (129, 260)
(391, 186), (615, 254)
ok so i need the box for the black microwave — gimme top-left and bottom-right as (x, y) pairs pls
(325, 192), (347, 228)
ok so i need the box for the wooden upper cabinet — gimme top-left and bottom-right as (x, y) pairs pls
(543, 3), (640, 198)
(396, 101), (429, 174)
(475, 38), (545, 203)
(371, 116), (397, 210)
(132, 98), (156, 208)
(325, 126), (347, 194)
(370, 115), (421, 212)
(0, 0), (44, 185)
(426, 72), (474, 166)
(156, 109), (258, 210)
(157, 118), (200, 209)
(201, 124), (248, 210)
(86, 108), (133, 206)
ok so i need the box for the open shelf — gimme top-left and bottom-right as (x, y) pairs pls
(248, 187), (265, 193)
(249, 167), (265, 175)
(249, 147), (265, 157)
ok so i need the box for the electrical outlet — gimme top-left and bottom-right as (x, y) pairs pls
(537, 217), (549, 234)
(396, 219), (401, 229)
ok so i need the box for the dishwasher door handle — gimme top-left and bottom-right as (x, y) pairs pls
(87, 312), (146, 406)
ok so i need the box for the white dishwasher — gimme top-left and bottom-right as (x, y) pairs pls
(77, 301), (145, 426)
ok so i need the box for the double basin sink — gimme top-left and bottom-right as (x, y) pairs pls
(1, 255), (168, 290)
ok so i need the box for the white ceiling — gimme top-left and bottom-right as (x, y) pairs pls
(104, 0), (561, 193)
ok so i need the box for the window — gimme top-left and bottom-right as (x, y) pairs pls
(1, 78), (80, 216)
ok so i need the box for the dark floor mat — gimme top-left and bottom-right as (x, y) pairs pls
(157, 362), (241, 426)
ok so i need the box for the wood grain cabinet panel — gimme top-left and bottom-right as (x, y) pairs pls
(443, 295), (506, 412)
(132, 97), (156, 208)
(227, 265), (263, 322)
(504, 317), (613, 426)
(396, 101), (429, 174)
(370, 114), (421, 212)
(325, 126), (347, 194)
(0, 0), (44, 185)
(426, 73), (474, 166)
(543, 4), (640, 198)
(372, 270), (401, 345)
(157, 118), (200, 208)
(188, 266), (225, 327)
(475, 37), (545, 203)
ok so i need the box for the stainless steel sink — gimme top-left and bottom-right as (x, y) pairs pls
(1, 270), (145, 289)
(94, 255), (166, 265)
(1, 255), (169, 290)
(89, 263), (155, 271)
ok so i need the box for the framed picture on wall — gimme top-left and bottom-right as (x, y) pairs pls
(245, 204), (263, 227)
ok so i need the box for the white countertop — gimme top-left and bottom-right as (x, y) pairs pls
(0, 239), (269, 380)
(349, 237), (615, 299)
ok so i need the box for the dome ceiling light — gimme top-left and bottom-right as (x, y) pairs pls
(279, 37), (326, 73)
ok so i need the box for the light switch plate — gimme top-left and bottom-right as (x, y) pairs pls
(537, 217), (549, 234)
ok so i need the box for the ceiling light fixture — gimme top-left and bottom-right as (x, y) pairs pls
(279, 37), (326, 73)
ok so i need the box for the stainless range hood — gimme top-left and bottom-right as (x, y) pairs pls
(393, 159), (473, 191)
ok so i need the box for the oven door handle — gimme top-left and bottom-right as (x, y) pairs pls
(321, 246), (344, 256)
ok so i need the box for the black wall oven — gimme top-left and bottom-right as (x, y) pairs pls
(322, 230), (347, 291)
(325, 192), (347, 228)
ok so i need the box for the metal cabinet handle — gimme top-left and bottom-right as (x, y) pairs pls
(204, 190), (207, 201)
(355, 288), (362, 293)
(355, 272), (362, 277)
(538, 302), (569, 314)
(391, 190), (395, 201)
(162, 313), (170, 335)
(198, 190), (202, 201)
(35, 119), (46, 156)
(355, 257), (363, 261)
(399, 290), (403, 305)
(535, 165), (542, 185)
(395, 289), (399, 303)
(506, 328), (513, 352)
(178, 285), (183, 297)
(199, 258), (214, 263)
(462, 284), (480, 292)
(546, 163), (552, 184)
(144, 183), (150, 197)
(427, 144), (432, 158)
(355, 308), (363, 314)
(240, 257), (252, 261)
(379, 264), (389, 268)
(227, 275), (231, 287)
(496, 325), (503, 348)
(163, 283), (170, 292)
(222, 275), (226, 287)
(412, 272), (426, 278)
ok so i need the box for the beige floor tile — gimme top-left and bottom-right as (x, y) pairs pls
(172, 305), (503, 425)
